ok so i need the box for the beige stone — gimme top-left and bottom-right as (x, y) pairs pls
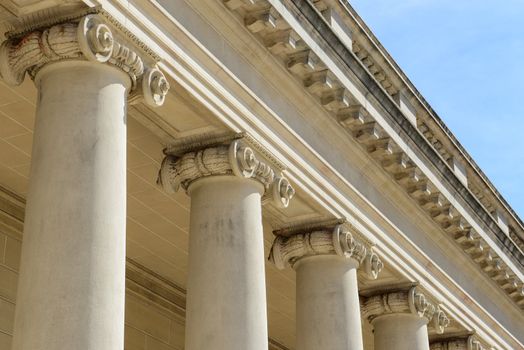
(0, 1), (522, 350)
(124, 325), (146, 350)
(0, 332), (12, 350)
(168, 320), (185, 348)
(0, 298), (15, 335)
(125, 296), (172, 343)
(145, 336), (179, 350)
(4, 237), (21, 271)
(0, 265), (17, 302)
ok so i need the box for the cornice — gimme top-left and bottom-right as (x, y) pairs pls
(157, 133), (295, 208)
(317, 0), (524, 259)
(222, 0), (524, 310)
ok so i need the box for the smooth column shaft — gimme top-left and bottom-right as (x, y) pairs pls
(185, 176), (268, 350)
(373, 314), (430, 350)
(12, 61), (129, 350)
(296, 255), (363, 350)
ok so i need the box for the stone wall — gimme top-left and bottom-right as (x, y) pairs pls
(0, 224), (20, 350)
(125, 292), (184, 350)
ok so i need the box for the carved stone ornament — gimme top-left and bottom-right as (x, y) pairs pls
(430, 335), (487, 350)
(361, 286), (450, 334)
(0, 14), (169, 107)
(432, 307), (451, 334)
(268, 176), (295, 209)
(157, 138), (295, 208)
(362, 250), (384, 280)
(268, 224), (382, 276)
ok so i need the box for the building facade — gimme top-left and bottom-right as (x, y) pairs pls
(0, 0), (522, 349)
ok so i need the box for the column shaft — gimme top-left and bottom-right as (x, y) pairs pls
(296, 255), (363, 350)
(373, 314), (430, 350)
(12, 61), (130, 350)
(184, 176), (268, 350)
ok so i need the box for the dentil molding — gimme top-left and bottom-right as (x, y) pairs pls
(0, 13), (169, 107)
(361, 286), (450, 334)
(268, 222), (384, 279)
(157, 133), (295, 208)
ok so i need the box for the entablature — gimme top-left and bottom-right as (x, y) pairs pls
(220, 0), (523, 313)
(312, 0), (524, 258)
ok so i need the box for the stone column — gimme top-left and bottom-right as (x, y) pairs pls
(430, 335), (488, 350)
(269, 222), (384, 350)
(0, 14), (169, 350)
(362, 286), (450, 350)
(158, 135), (295, 350)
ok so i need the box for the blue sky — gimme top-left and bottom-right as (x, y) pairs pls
(349, 0), (524, 219)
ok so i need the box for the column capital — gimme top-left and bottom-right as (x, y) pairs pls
(268, 221), (383, 278)
(361, 286), (450, 334)
(157, 133), (295, 208)
(0, 12), (169, 107)
(430, 335), (490, 350)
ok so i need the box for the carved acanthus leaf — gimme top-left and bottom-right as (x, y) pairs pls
(157, 139), (295, 208)
(268, 224), (381, 272)
(0, 23), (82, 85)
(158, 146), (232, 192)
(430, 335), (488, 350)
(0, 14), (169, 107)
(362, 287), (449, 334)
(362, 289), (411, 318)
